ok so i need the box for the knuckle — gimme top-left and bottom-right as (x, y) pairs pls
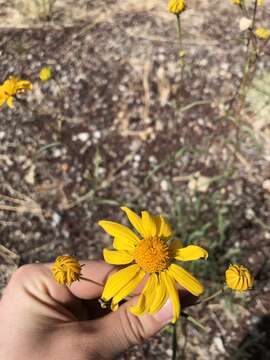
(120, 307), (147, 346)
(8, 263), (44, 285)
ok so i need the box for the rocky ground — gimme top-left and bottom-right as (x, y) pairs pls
(0, 0), (270, 359)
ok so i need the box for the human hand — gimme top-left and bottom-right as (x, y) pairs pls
(0, 261), (191, 360)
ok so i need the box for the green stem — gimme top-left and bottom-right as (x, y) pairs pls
(176, 14), (185, 80)
(238, 0), (258, 106)
(176, 14), (182, 52)
(199, 287), (225, 304)
(181, 312), (207, 332)
(80, 276), (103, 287)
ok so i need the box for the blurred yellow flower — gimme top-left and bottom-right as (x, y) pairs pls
(225, 264), (253, 292)
(99, 207), (208, 323)
(168, 0), (186, 15)
(257, 0), (264, 5)
(231, 0), (241, 4)
(52, 255), (82, 285)
(39, 67), (52, 81)
(0, 76), (32, 108)
(255, 27), (270, 40)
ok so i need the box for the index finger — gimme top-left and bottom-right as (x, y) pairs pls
(69, 260), (115, 300)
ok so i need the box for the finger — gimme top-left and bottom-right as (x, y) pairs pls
(85, 296), (174, 358)
(69, 260), (115, 300)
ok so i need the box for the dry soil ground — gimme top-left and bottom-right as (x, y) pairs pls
(0, 1), (270, 359)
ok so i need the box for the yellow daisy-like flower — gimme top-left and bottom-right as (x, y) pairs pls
(225, 264), (253, 292)
(255, 27), (270, 40)
(168, 0), (186, 15)
(52, 255), (82, 286)
(39, 67), (52, 81)
(0, 76), (32, 108)
(99, 207), (208, 323)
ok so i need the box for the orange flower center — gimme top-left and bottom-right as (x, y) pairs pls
(133, 237), (170, 273)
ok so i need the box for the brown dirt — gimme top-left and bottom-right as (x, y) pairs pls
(0, 1), (270, 359)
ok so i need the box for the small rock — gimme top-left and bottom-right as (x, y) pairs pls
(134, 154), (141, 162)
(160, 179), (169, 191)
(51, 212), (61, 227)
(93, 130), (101, 139)
(245, 208), (255, 220)
(24, 164), (36, 185)
(77, 132), (89, 142)
(53, 149), (62, 158)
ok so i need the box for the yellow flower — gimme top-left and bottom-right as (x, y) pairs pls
(52, 255), (82, 285)
(0, 76), (32, 108)
(225, 264), (253, 292)
(39, 67), (52, 81)
(99, 207), (208, 323)
(231, 0), (241, 4)
(255, 27), (270, 40)
(257, 0), (264, 5)
(168, 0), (186, 15)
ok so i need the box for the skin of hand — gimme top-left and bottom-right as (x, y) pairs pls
(0, 260), (194, 360)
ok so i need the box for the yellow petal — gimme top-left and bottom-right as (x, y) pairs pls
(169, 263), (204, 296)
(149, 274), (169, 314)
(235, 276), (244, 291)
(121, 207), (147, 238)
(246, 272), (253, 288)
(99, 220), (139, 250)
(175, 245), (208, 261)
(2, 78), (15, 95)
(129, 293), (146, 316)
(0, 94), (7, 107)
(16, 80), (32, 91)
(161, 271), (180, 323)
(112, 237), (136, 252)
(102, 264), (140, 301)
(129, 273), (156, 315)
(154, 215), (173, 239)
(111, 269), (145, 308)
(103, 248), (134, 265)
(141, 211), (156, 238)
(144, 273), (159, 312)
(7, 96), (13, 108)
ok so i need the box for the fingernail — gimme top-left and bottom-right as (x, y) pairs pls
(153, 299), (173, 325)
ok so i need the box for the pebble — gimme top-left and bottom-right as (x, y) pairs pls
(51, 212), (61, 227)
(77, 132), (90, 142)
(160, 179), (169, 191)
(134, 154), (141, 162)
(53, 149), (62, 158)
(245, 208), (255, 220)
(93, 130), (101, 139)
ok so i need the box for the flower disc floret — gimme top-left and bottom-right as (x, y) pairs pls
(134, 237), (170, 273)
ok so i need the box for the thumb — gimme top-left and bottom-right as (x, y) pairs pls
(91, 296), (173, 358)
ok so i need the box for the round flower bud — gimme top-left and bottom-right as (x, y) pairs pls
(39, 67), (52, 81)
(168, 0), (186, 15)
(225, 264), (253, 292)
(255, 27), (270, 40)
(52, 255), (82, 285)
